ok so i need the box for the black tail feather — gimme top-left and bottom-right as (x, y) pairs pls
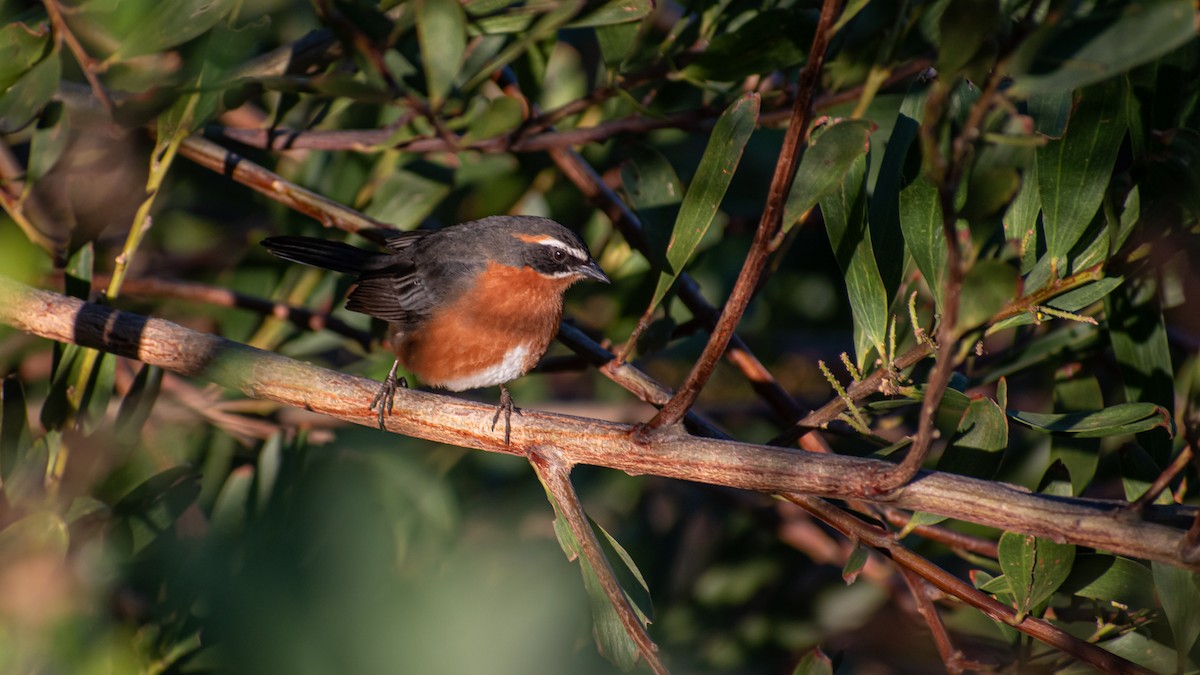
(261, 236), (382, 274)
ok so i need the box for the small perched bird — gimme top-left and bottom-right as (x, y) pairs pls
(262, 215), (609, 443)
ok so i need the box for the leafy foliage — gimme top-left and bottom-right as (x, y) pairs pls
(0, 0), (1198, 673)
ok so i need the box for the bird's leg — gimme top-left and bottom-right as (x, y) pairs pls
(369, 360), (407, 430)
(491, 384), (521, 445)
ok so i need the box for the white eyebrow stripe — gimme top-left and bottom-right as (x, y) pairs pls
(536, 237), (588, 262)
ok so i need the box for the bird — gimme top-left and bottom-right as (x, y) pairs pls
(261, 215), (609, 443)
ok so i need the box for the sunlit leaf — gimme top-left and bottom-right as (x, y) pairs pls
(998, 532), (1075, 620)
(417, 0), (467, 107)
(783, 119), (874, 234)
(1008, 402), (1171, 438)
(107, 0), (238, 63)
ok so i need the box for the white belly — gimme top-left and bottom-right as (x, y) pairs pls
(436, 344), (531, 391)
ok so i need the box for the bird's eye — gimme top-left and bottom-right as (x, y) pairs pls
(552, 249), (566, 261)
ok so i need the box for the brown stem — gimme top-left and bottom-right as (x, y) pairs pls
(648, 0), (844, 429)
(896, 567), (973, 674)
(43, 0), (114, 115)
(786, 495), (1154, 675)
(1129, 443), (1194, 512)
(528, 447), (668, 675)
(3, 277), (1196, 570)
(881, 508), (999, 558)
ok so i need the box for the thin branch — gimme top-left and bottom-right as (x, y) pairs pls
(786, 494), (1154, 675)
(1128, 442), (1194, 512)
(176, 136), (390, 237)
(896, 567), (976, 674)
(649, 0), (845, 429)
(43, 0), (114, 115)
(882, 508), (999, 558)
(529, 446), (668, 675)
(2, 276), (1196, 570)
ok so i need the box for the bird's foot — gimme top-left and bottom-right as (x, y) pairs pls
(491, 385), (521, 445)
(369, 361), (407, 430)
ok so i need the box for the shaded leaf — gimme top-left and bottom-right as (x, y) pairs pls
(0, 22), (49, 92)
(0, 49), (61, 134)
(1037, 80), (1127, 275)
(1008, 0), (1197, 96)
(114, 365), (164, 440)
(0, 375), (29, 481)
(870, 88), (924, 302)
(957, 259), (1019, 331)
(645, 94), (758, 314)
(821, 151), (887, 367)
(571, 0), (654, 28)
(1059, 554), (1154, 609)
(899, 174), (947, 309)
(107, 0), (238, 63)
(842, 543), (868, 585)
(938, 394), (1008, 479)
(622, 143), (683, 271)
(682, 10), (815, 82)
(1106, 276), (1175, 465)
(1009, 402), (1171, 438)
(417, 0), (467, 107)
(937, 0), (998, 76)
(211, 466), (254, 535)
(783, 119), (875, 234)
(111, 467), (201, 555)
(1152, 561), (1200, 666)
(461, 95), (524, 143)
(1049, 368), (1102, 495)
(0, 512), (69, 567)
(27, 100), (70, 183)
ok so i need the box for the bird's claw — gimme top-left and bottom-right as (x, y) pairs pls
(491, 385), (520, 445)
(370, 361), (407, 430)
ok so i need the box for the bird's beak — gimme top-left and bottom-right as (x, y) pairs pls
(580, 259), (610, 284)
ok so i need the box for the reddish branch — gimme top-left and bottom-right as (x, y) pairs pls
(649, 0), (845, 429)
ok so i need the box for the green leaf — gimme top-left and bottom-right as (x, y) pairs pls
(1059, 554), (1154, 609)
(998, 532), (1076, 621)
(938, 394), (1008, 479)
(822, 151), (888, 368)
(114, 365), (164, 440)
(106, 0), (238, 64)
(1106, 277), (1175, 465)
(682, 9), (815, 82)
(1008, 402), (1171, 438)
(897, 511), (949, 538)
(792, 647), (833, 675)
(957, 259), (1019, 331)
(417, 0), (467, 107)
(1049, 368), (1102, 495)
(937, 0), (998, 76)
(1045, 276), (1123, 312)
(0, 22), (49, 92)
(78, 352), (117, 434)
(461, 95), (524, 143)
(871, 88), (924, 302)
(111, 467), (201, 556)
(783, 119), (875, 234)
(1152, 561), (1200, 667)
(0, 49), (61, 134)
(0, 375), (29, 482)
(27, 100), (70, 183)
(842, 543), (869, 585)
(571, 0), (654, 28)
(365, 161), (454, 231)
(1119, 443), (1172, 504)
(1008, 0), (1197, 96)
(644, 93), (758, 314)
(256, 433), (283, 511)
(899, 174), (947, 309)
(211, 466), (254, 535)
(1036, 80), (1128, 276)
(622, 144), (682, 274)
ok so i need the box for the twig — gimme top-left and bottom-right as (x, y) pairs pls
(529, 446), (668, 675)
(43, 0), (114, 115)
(649, 0), (845, 429)
(786, 494), (1154, 675)
(2, 276), (1196, 570)
(1128, 442), (1194, 511)
(896, 567), (975, 674)
(882, 508), (999, 558)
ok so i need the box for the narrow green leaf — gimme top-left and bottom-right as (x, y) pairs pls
(461, 95), (524, 143)
(0, 22), (49, 92)
(822, 151), (888, 367)
(645, 93), (759, 313)
(681, 10), (815, 82)
(417, 0), (467, 107)
(897, 511), (948, 538)
(1106, 277), (1175, 465)
(792, 647), (834, 675)
(110, 467), (200, 555)
(0, 49), (60, 134)
(870, 88), (924, 303)
(256, 433), (284, 511)
(107, 0), (238, 63)
(899, 174), (947, 309)
(571, 0), (654, 27)
(27, 100), (70, 183)
(596, 21), (639, 67)
(998, 532), (1076, 620)
(938, 394), (1008, 479)
(1008, 402), (1171, 438)
(957, 259), (1019, 331)
(1045, 276), (1123, 312)
(78, 352), (117, 434)
(783, 119), (874, 233)
(622, 143), (683, 273)
(1119, 444), (1173, 504)
(1152, 561), (1200, 667)
(1037, 80), (1127, 275)
(365, 161), (454, 231)
(842, 543), (869, 585)
(114, 365), (164, 440)
(0, 375), (29, 482)
(211, 466), (254, 535)
(1049, 367), (1102, 495)
(937, 0), (999, 76)
(1008, 0), (1197, 96)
